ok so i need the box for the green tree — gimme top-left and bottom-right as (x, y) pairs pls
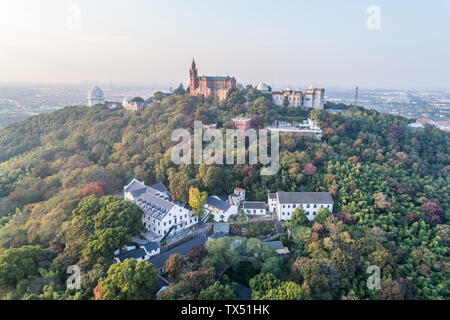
(289, 207), (309, 227)
(0, 245), (46, 286)
(173, 84), (186, 96)
(249, 273), (281, 300)
(282, 95), (290, 107)
(198, 281), (237, 300)
(96, 259), (158, 300)
(263, 281), (310, 300)
(76, 195), (144, 260)
(314, 207), (331, 224)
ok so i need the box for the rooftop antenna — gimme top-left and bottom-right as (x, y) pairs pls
(354, 86), (359, 105)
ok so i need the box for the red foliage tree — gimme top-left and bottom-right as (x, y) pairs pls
(249, 115), (264, 129)
(324, 127), (336, 137)
(187, 244), (207, 263)
(78, 182), (107, 198)
(182, 268), (214, 294)
(241, 165), (257, 186)
(420, 202), (445, 225)
(302, 163), (317, 176)
(405, 212), (419, 223)
(378, 278), (417, 300)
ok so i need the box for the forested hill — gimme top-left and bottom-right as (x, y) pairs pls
(0, 90), (448, 300)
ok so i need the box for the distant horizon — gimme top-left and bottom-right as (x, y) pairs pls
(0, 80), (448, 92)
(1, 0), (449, 89)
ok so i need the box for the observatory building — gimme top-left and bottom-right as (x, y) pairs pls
(87, 86), (105, 106)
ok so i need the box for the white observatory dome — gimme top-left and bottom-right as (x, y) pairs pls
(256, 83), (271, 92)
(87, 86), (105, 106)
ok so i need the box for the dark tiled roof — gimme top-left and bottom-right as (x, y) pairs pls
(243, 201), (266, 210)
(205, 76), (230, 81)
(149, 183), (168, 193)
(268, 193), (277, 199)
(143, 241), (160, 252)
(138, 192), (174, 212)
(124, 179), (147, 193)
(147, 235), (207, 270)
(277, 192), (333, 204)
(215, 194), (229, 202)
(116, 248), (147, 262)
(206, 196), (231, 212)
(130, 188), (148, 199)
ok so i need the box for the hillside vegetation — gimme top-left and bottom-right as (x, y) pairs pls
(0, 89), (448, 300)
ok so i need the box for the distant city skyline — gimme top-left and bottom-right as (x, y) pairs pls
(0, 0), (449, 89)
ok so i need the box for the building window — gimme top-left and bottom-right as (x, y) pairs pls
(314, 204), (317, 208)
(307, 204), (310, 208)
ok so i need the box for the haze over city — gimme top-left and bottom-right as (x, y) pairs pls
(1, 0), (449, 89)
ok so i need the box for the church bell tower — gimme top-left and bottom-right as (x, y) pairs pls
(189, 58), (198, 95)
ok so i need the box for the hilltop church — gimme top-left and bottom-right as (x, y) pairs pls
(189, 59), (237, 100)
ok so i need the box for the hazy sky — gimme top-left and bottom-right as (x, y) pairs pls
(0, 0), (449, 89)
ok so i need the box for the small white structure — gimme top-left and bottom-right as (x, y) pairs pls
(269, 192), (334, 222)
(113, 241), (160, 263)
(124, 179), (198, 241)
(267, 118), (322, 141)
(408, 123), (425, 129)
(205, 196), (238, 222)
(229, 187), (245, 206)
(256, 83), (271, 93)
(87, 86), (105, 106)
(268, 193), (277, 212)
(243, 201), (266, 215)
(106, 102), (118, 110)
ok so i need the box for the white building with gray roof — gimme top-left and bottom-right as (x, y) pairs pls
(268, 191), (334, 222)
(124, 179), (198, 241)
(205, 196), (238, 222)
(243, 201), (266, 215)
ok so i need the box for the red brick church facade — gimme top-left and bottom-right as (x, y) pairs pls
(189, 59), (237, 100)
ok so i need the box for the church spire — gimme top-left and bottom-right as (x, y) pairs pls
(191, 58), (196, 71)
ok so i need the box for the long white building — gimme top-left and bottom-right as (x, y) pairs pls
(270, 88), (325, 110)
(268, 192), (333, 222)
(124, 179), (198, 241)
(267, 118), (323, 141)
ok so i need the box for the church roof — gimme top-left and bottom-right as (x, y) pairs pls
(204, 76), (231, 81)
